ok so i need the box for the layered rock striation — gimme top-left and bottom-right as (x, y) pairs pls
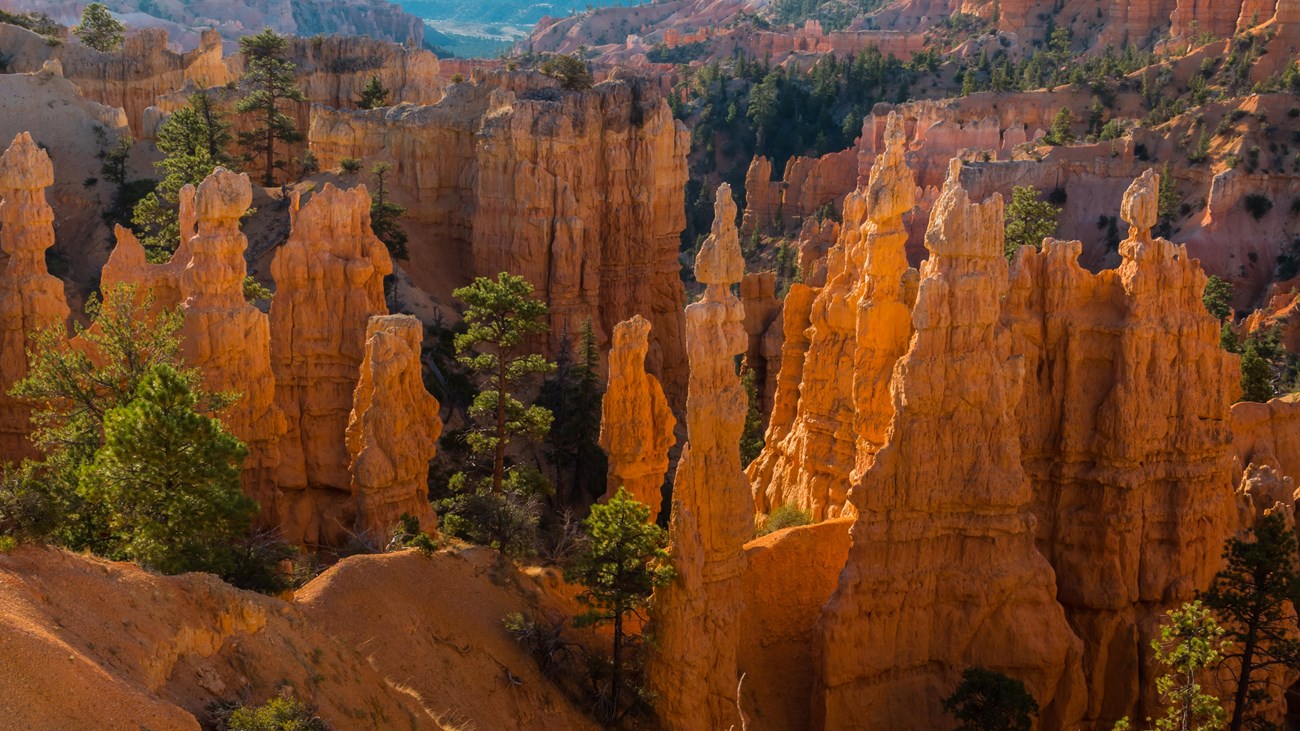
(0, 133), (72, 461)
(100, 169), (285, 515)
(648, 184), (750, 731)
(814, 161), (1086, 731)
(598, 314), (676, 520)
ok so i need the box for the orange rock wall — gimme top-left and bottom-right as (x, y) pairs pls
(310, 74), (690, 404)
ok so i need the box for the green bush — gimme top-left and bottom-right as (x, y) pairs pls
(755, 504), (813, 537)
(219, 692), (327, 731)
(338, 157), (361, 174)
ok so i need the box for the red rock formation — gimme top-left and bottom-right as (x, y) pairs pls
(0, 133), (71, 460)
(814, 161), (1086, 731)
(747, 112), (916, 520)
(749, 283), (814, 515)
(346, 314), (441, 541)
(648, 184), (749, 731)
(102, 169), (285, 514)
(598, 314), (676, 520)
(310, 74), (690, 405)
(847, 113), (915, 487)
(1004, 170), (1241, 725)
(269, 184), (392, 546)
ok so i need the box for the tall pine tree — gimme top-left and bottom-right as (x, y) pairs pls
(236, 29), (304, 186)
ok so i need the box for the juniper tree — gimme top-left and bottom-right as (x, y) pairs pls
(369, 162), (408, 259)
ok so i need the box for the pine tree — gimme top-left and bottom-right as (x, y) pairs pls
(454, 273), (554, 493)
(11, 285), (228, 552)
(1202, 512), (1300, 731)
(539, 320), (606, 506)
(368, 162), (408, 259)
(235, 28), (305, 187)
(1003, 186), (1061, 260)
(132, 90), (234, 261)
(942, 667), (1039, 731)
(73, 3), (124, 53)
(740, 363), (765, 466)
(1045, 107), (1075, 145)
(566, 487), (674, 722)
(357, 75), (390, 109)
(1152, 601), (1228, 731)
(1240, 341), (1274, 403)
(1203, 275), (1233, 323)
(78, 363), (251, 576)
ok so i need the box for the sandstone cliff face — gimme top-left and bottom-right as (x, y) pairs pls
(309, 73), (690, 405)
(1003, 170), (1241, 725)
(269, 184), (392, 546)
(101, 169), (285, 514)
(598, 315), (676, 519)
(0, 133), (72, 462)
(814, 162), (1086, 731)
(0, 25), (229, 136)
(648, 184), (749, 731)
(747, 112), (916, 520)
(345, 314), (441, 542)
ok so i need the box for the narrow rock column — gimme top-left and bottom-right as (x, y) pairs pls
(848, 112), (914, 486)
(0, 133), (71, 460)
(598, 314), (675, 521)
(649, 184), (750, 731)
(179, 168), (286, 515)
(346, 314), (441, 540)
(813, 161), (1085, 731)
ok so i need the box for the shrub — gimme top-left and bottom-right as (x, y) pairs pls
(755, 504), (813, 537)
(217, 691), (328, 731)
(338, 157), (361, 174)
(1244, 193), (1273, 220)
(538, 54), (593, 91)
(942, 667), (1038, 731)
